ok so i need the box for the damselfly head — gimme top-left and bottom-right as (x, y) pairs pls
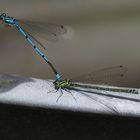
(0, 13), (6, 20)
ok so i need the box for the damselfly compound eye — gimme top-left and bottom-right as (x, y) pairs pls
(1, 13), (6, 17)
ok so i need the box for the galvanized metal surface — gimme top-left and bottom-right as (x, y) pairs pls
(0, 74), (139, 117)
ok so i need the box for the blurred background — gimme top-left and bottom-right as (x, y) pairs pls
(0, 0), (140, 87)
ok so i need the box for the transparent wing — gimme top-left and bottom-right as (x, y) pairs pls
(19, 20), (67, 35)
(24, 28), (47, 50)
(72, 65), (128, 85)
(18, 20), (67, 43)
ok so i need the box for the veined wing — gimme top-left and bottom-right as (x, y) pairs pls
(72, 65), (128, 85)
(18, 20), (67, 44)
(24, 28), (47, 50)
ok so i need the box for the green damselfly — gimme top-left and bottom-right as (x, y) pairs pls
(53, 65), (138, 102)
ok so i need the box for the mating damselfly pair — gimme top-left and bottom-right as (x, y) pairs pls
(0, 13), (138, 100)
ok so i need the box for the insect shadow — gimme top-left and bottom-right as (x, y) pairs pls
(48, 83), (125, 114)
(48, 81), (140, 115)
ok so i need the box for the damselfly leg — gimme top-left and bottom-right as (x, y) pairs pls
(51, 79), (76, 102)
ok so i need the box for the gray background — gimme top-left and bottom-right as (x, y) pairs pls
(0, 0), (140, 87)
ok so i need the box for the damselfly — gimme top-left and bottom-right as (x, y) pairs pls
(53, 65), (139, 102)
(0, 13), (138, 103)
(0, 13), (66, 81)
